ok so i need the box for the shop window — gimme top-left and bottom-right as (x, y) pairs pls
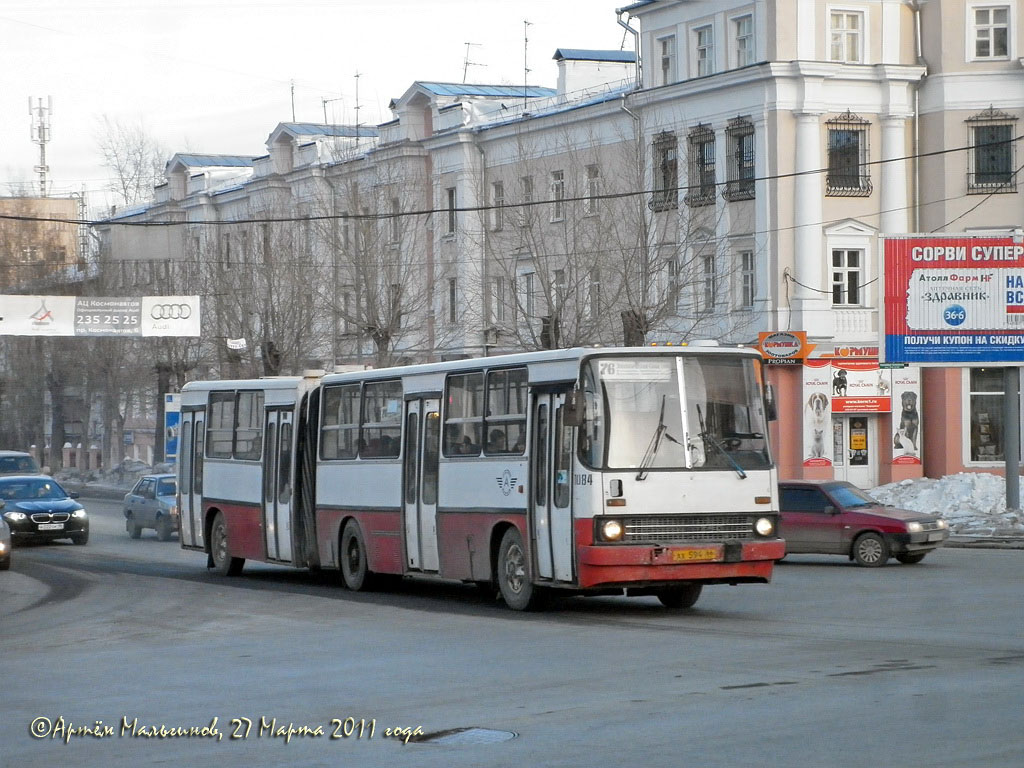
(969, 368), (1004, 461)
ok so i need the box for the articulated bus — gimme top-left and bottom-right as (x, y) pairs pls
(178, 346), (784, 610)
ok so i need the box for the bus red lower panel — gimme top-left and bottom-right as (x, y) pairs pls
(575, 535), (785, 589)
(316, 508), (404, 575)
(437, 511), (527, 582)
(207, 501), (264, 561)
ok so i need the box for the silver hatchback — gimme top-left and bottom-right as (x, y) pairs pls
(123, 474), (179, 541)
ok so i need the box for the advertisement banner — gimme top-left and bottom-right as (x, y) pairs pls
(802, 360), (833, 467)
(890, 367), (922, 465)
(830, 360), (893, 413)
(164, 393), (181, 461)
(0, 295), (200, 337)
(882, 235), (1024, 363)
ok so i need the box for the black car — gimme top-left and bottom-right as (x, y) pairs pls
(0, 475), (89, 546)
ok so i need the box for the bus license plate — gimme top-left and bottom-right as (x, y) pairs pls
(672, 548), (717, 562)
(37, 523), (64, 530)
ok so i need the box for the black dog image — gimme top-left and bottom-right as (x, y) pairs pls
(832, 369), (848, 396)
(894, 391), (919, 452)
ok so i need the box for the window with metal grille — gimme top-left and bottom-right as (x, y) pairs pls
(826, 111), (872, 197)
(685, 124), (716, 207)
(652, 131), (678, 210)
(967, 107), (1018, 193)
(725, 117), (755, 201)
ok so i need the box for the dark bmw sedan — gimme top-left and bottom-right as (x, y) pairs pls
(0, 476), (89, 545)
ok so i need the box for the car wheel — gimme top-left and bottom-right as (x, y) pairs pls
(853, 532), (889, 567)
(896, 552), (927, 564)
(496, 526), (544, 611)
(71, 531), (89, 546)
(656, 584), (703, 609)
(156, 516), (174, 542)
(340, 520), (372, 591)
(126, 515), (142, 539)
(210, 512), (244, 576)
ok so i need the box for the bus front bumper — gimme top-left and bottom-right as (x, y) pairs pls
(576, 539), (785, 589)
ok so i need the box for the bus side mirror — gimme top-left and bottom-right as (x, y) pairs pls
(563, 390), (585, 427)
(764, 383), (778, 422)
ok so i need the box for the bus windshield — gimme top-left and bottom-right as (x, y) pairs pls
(580, 355), (771, 472)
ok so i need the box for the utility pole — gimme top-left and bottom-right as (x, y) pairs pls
(29, 96), (52, 197)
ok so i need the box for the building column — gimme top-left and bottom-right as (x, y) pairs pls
(792, 112), (833, 337)
(880, 116), (909, 235)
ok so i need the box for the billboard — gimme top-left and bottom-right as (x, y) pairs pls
(882, 235), (1024, 364)
(164, 393), (181, 461)
(0, 295), (201, 337)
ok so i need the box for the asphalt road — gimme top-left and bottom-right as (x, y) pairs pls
(1, 496), (1023, 768)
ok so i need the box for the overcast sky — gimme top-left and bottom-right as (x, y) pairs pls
(0, 0), (630, 211)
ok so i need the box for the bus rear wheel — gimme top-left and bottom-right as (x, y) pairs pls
(210, 512), (244, 576)
(656, 584), (702, 609)
(497, 527), (543, 611)
(340, 521), (372, 591)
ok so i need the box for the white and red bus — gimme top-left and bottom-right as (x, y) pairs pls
(178, 346), (784, 610)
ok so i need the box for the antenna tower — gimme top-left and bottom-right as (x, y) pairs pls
(29, 96), (52, 197)
(523, 21), (532, 109)
(462, 42), (482, 83)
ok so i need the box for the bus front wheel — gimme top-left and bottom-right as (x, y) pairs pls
(656, 584), (702, 609)
(340, 521), (371, 591)
(497, 527), (543, 611)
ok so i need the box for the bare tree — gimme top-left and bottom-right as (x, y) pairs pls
(95, 116), (169, 207)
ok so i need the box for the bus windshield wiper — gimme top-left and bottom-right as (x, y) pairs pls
(636, 395), (683, 481)
(696, 404), (747, 479)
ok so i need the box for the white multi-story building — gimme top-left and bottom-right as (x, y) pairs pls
(97, 0), (1022, 486)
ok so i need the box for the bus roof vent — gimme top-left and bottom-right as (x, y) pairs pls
(303, 369), (326, 378)
(687, 339), (720, 347)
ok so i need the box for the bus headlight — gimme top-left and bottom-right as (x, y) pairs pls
(754, 517), (775, 537)
(600, 519), (624, 542)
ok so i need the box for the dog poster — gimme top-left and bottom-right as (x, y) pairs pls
(802, 361), (833, 466)
(891, 368), (922, 465)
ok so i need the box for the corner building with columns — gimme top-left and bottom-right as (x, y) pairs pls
(98, 1), (1022, 487)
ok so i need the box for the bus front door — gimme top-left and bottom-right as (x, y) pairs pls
(531, 391), (575, 583)
(403, 398), (440, 572)
(179, 409), (205, 548)
(263, 409), (294, 563)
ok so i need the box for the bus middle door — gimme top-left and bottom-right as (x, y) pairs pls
(403, 398), (440, 572)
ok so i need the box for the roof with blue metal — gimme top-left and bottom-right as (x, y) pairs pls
(416, 82), (557, 98)
(278, 122), (379, 138)
(170, 154), (255, 168)
(553, 48), (636, 62)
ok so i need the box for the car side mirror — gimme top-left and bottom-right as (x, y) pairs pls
(69, 491), (80, 499)
(824, 505), (837, 515)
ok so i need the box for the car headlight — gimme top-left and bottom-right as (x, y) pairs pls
(4, 511), (27, 522)
(600, 519), (624, 542)
(169, 505), (179, 517)
(71, 509), (87, 519)
(936, 519), (948, 529)
(754, 517), (775, 536)
(907, 522), (923, 533)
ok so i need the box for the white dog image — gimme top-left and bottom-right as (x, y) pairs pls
(805, 392), (829, 459)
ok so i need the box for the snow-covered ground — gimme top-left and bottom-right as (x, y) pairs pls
(868, 473), (1024, 537)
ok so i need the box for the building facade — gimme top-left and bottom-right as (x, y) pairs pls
(95, 0), (1023, 487)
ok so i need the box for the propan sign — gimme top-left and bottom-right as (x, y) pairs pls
(0, 295), (201, 337)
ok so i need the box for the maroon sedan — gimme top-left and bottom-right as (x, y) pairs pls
(778, 480), (949, 567)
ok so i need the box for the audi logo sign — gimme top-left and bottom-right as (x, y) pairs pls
(150, 304), (193, 320)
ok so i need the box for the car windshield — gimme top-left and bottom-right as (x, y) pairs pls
(157, 479), (176, 496)
(0, 478), (67, 501)
(579, 355), (771, 472)
(0, 456), (39, 473)
(830, 485), (876, 507)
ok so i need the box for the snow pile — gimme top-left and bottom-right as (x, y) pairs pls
(868, 473), (1024, 537)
